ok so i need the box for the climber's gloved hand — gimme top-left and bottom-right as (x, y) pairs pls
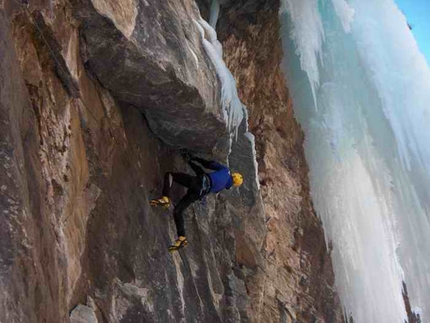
(180, 149), (193, 161)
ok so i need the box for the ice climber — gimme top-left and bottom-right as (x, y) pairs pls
(150, 156), (243, 253)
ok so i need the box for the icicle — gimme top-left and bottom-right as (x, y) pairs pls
(194, 19), (244, 138)
(209, 0), (220, 28)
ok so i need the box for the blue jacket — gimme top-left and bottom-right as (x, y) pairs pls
(207, 162), (233, 193)
(189, 158), (233, 193)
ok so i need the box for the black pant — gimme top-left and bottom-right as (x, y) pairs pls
(163, 172), (202, 237)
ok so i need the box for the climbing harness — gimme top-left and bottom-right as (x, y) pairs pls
(199, 174), (211, 198)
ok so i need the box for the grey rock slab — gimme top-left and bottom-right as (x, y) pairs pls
(70, 305), (98, 323)
(75, 0), (230, 153)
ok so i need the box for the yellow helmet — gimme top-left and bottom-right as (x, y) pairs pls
(232, 173), (243, 187)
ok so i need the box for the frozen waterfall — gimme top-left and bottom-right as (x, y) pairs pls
(280, 0), (430, 322)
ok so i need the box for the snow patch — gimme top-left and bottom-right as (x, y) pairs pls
(244, 132), (260, 191)
(413, 307), (423, 318)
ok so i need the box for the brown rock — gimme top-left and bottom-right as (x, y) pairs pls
(217, 0), (344, 321)
(1, 0), (342, 322)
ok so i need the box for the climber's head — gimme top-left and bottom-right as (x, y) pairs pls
(232, 173), (244, 187)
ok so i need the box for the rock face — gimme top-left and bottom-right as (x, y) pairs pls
(403, 282), (422, 323)
(70, 301), (98, 323)
(0, 0), (342, 322)
(76, 0), (229, 154)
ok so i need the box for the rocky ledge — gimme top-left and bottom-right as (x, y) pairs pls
(0, 0), (342, 322)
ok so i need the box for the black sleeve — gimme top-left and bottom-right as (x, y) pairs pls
(188, 160), (205, 176)
(192, 157), (224, 171)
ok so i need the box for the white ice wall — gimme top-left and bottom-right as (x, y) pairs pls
(280, 0), (430, 321)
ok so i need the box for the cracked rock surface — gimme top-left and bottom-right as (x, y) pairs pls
(0, 0), (342, 322)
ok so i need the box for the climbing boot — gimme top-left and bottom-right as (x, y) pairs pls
(150, 196), (170, 209)
(168, 236), (188, 253)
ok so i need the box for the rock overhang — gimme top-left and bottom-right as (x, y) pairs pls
(77, 0), (232, 154)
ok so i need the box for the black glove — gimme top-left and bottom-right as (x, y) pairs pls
(180, 149), (193, 161)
